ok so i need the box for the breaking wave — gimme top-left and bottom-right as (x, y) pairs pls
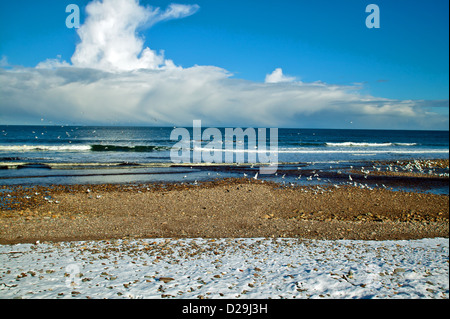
(0, 144), (170, 152)
(325, 142), (417, 147)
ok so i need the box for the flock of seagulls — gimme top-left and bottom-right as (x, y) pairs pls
(392, 160), (449, 177)
(234, 160), (449, 191)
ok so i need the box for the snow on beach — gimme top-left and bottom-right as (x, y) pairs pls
(0, 237), (448, 299)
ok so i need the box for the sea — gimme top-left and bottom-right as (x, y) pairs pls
(0, 125), (448, 188)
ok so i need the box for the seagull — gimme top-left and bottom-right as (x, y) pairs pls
(253, 172), (258, 180)
(349, 175), (353, 181)
(243, 173), (248, 177)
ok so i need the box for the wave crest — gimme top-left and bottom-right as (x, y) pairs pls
(0, 145), (91, 152)
(0, 144), (170, 152)
(325, 142), (417, 147)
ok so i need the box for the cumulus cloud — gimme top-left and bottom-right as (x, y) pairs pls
(0, 0), (448, 130)
(71, 0), (198, 71)
(265, 68), (296, 83)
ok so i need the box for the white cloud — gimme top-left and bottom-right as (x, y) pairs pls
(71, 0), (198, 71)
(265, 68), (296, 83)
(1, 66), (448, 129)
(36, 56), (71, 69)
(147, 3), (200, 27)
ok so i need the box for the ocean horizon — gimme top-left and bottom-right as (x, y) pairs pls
(0, 125), (448, 189)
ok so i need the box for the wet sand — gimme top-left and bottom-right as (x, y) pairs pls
(1, 175), (448, 244)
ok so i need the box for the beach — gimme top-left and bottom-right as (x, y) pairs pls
(0, 177), (448, 245)
(1, 166), (449, 299)
(1, 156), (448, 299)
(1, 237), (448, 299)
(1, 158), (448, 244)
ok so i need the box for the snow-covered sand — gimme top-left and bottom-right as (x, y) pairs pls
(0, 237), (448, 299)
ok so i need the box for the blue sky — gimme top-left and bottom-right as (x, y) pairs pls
(0, 0), (448, 129)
